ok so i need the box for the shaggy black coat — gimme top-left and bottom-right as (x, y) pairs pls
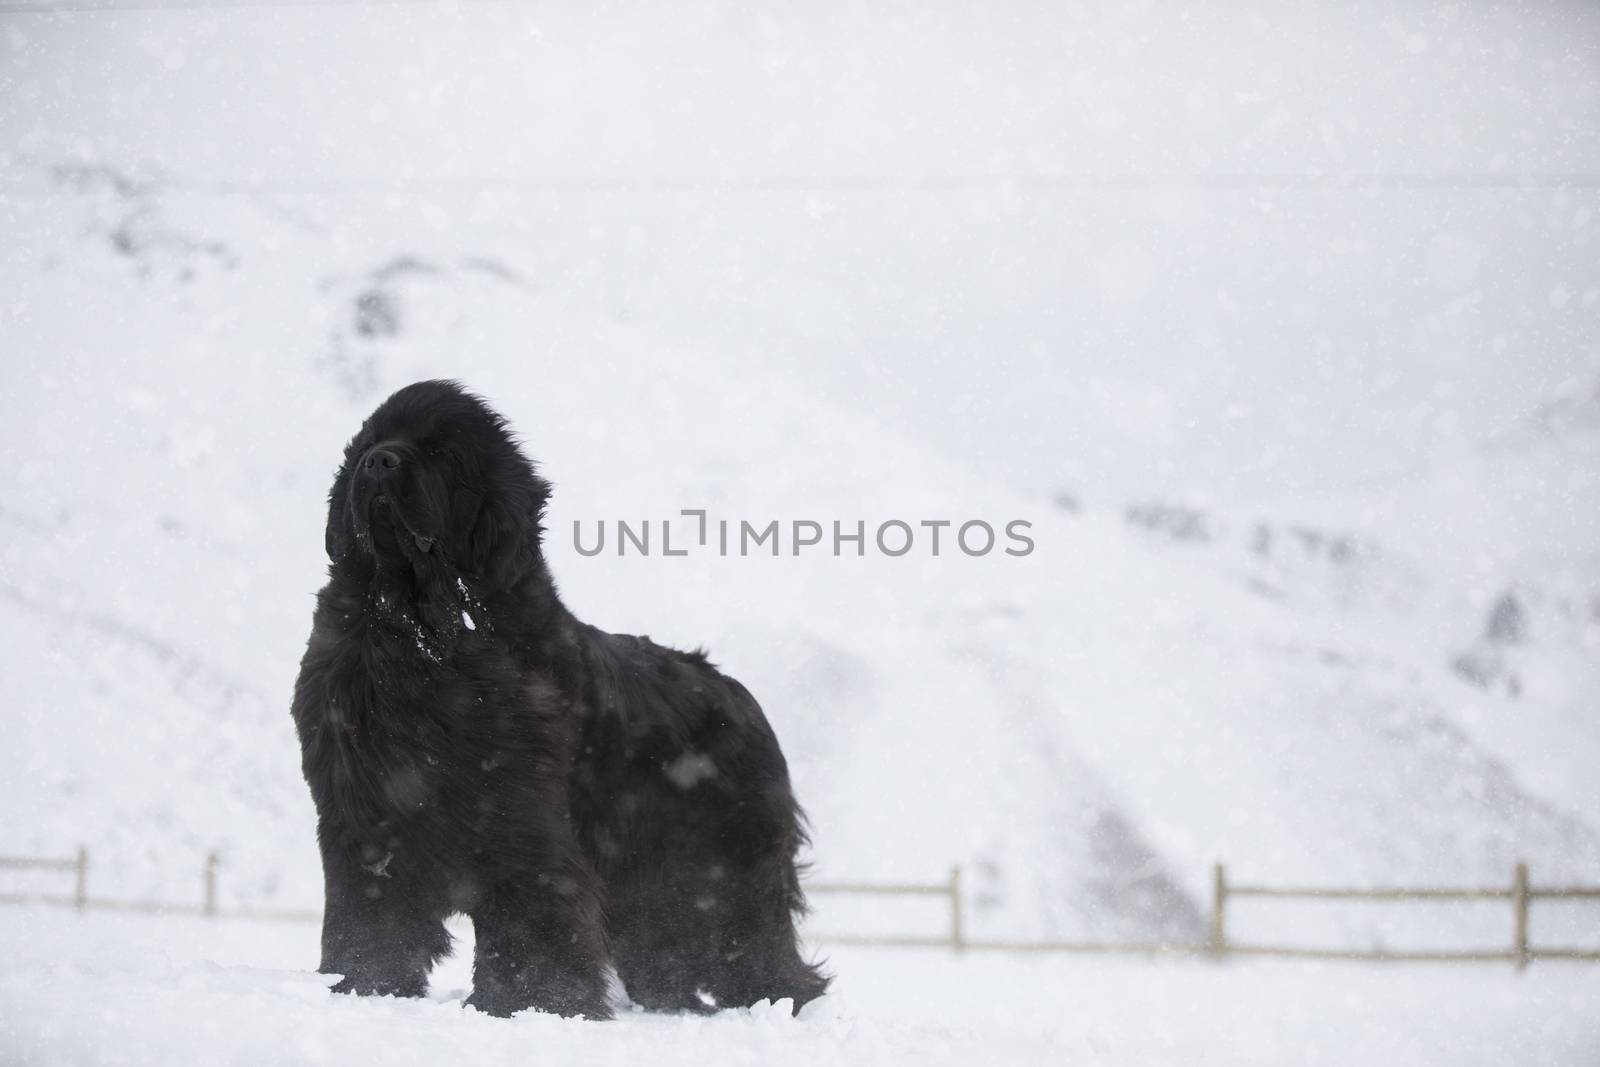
(291, 380), (827, 1019)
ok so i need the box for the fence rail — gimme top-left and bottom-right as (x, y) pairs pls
(0, 847), (88, 910)
(4, 849), (1597, 967)
(1208, 861), (1600, 968)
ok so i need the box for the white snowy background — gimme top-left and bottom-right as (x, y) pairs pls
(1, 3), (1598, 1064)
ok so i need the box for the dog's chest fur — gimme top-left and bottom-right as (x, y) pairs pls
(294, 583), (576, 875)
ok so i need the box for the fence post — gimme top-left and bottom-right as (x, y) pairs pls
(73, 846), (88, 912)
(1208, 863), (1228, 958)
(948, 866), (965, 953)
(204, 852), (220, 917)
(1513, 861), (1530, 971)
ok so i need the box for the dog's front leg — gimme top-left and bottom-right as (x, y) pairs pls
(466, 853), (611, 1019)
(317, 826), (450, 998)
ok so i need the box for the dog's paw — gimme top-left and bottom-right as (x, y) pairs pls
(327, 973), (426, 998)
(462, 989), (514, 1018)
(464, 985), (612, 1020)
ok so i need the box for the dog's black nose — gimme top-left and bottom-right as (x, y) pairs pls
(362, 446), (401, 473)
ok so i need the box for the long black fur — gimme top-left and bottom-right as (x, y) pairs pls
(291, 380), (828, 1019)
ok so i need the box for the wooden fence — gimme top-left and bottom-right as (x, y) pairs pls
(0, 848), (89, 910)
(3, 849), (1597, 967)
(1210, 862), (1600, 968)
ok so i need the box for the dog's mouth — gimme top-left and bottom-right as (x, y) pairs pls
(356, 492), (437, 556)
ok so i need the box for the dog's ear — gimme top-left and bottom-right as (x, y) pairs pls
(465, 468), (551, 590)
(324, 462), (354, 563)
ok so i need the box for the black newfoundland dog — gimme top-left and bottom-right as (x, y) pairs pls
(291, 380), (827, 1019)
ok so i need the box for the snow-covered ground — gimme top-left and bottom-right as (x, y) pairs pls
(3, 903), (1598, 1067)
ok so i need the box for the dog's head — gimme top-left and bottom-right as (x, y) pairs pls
(324, 380), (550, 591)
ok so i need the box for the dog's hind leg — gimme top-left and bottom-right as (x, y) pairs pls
(694, 863), (830, 1014)
(608, 853), (829, 1015)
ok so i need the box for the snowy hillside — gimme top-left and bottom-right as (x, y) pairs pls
(2, 159), (1598, 953)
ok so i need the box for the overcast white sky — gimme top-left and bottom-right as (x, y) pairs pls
(3, 1), (1598, 501)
